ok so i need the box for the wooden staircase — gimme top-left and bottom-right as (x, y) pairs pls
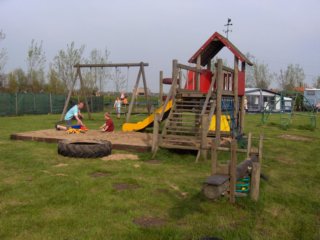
(159, 90), (216, 150)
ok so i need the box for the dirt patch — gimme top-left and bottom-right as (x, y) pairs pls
(277, 155), (295, 165)
(101, 154), (139, 161)
(54, 163), (68, 167)
(133, 216), (166, 228)
(113, 183), (140, 191)
(279, 134), (313, 142)
(155, 188), (170, 194)
(145, 159), (161, 164)
(90, 171), (112, 178)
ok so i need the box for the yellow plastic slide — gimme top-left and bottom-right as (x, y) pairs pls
(122, 100), (173, 132)
(209, 115), (231, 132)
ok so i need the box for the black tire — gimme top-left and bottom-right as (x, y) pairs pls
(58, 140), (112, 158)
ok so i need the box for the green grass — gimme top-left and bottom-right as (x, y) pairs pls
(0, 112), (319, 239)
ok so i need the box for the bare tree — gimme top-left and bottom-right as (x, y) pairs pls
(52, 42), (85, 92)
(278, 64), (305, 91)
(112, 67), (126, 93)
(313, 76), (320, 88)
(245, 53), (273, 89)
(26, 39), (46, 92)
(83, 48), (111, 93)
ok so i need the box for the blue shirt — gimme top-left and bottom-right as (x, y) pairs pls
(65, 105), (79, 121)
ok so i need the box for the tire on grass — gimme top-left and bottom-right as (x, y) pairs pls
(58, 140), (112, 158)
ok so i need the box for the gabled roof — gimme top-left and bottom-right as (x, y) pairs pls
(245, 88), (279, 95)
(188, 32), (253, 66)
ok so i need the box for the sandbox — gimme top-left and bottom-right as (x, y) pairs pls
(10, 129), (152, 152)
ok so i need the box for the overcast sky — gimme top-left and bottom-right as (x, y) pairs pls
(1, 0), (319, 92)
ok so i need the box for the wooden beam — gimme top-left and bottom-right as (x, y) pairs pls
(74, 63), (149, 68)
(78, 68), (92, 120)
(229, 139), (237, 203)
(233, 56), (239, 138)
(195, 55), (201, 91)
(199, 114), (209, 162)
(215, 59), (223, 145)
(176, 63), (202, 73)
(126, 67), (142, 122)
(240, 95), (245, 134)
(250, 162), (261, 201)
(60, 68), (79, 121)
(159, 71), (163, 106)
(140, 63), (151, 115)
(152, 113), (160, 154)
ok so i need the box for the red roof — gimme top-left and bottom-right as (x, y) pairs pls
(188, 32), (253, 66)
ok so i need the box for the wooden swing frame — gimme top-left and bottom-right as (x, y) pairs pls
(60, 62), (151, 122)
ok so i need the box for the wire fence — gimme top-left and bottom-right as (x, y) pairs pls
(0, 93), (104, 116)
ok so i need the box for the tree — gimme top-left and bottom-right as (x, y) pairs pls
(46, 67), (66, 94)
(245, 53), (273, 89)
(278, 64), (305, 91)
(26, 39), (46, 92)
(0, 30), (8, 88)
(52, 42), (85, 92)
(313, 76), (320, 88)
(7, 68), (28, 92)
(112, 67), (126, 93)
(83, 48), (111, 93)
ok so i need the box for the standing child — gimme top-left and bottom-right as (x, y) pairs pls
(100, 112), (114, 132)
(114, 97), (121, 119)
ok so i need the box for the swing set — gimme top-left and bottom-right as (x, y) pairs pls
(60, 62), (151, 123)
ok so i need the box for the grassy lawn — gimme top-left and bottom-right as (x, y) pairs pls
(0, 112), (319, 239)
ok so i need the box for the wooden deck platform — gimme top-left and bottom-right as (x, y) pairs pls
(10, 129), (152, 152)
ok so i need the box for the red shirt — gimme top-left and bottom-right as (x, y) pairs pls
(105, 118), (114, 132)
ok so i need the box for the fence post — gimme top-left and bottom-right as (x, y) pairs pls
(33, 93), (36, 114)
(15, 92), (18, 115)
(49, 93), (53, 114)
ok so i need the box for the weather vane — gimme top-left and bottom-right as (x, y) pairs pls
(223, 18), (233, 39)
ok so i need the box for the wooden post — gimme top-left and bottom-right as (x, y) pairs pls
(259, 134), (264, 163)
(178, 69), (182, 90)
(78, 68), (92, 120)
(140, 63), (151, 115)
(250, 134), (263, 201)
(215, 59), (223, 145)
(207, 60), (212, 71)
(211, 138), (218, 175)
(195, 55), (201, 91)
(199, 114), (209, 162)
(240, 61), (246, 133)
(246, 132), (252, 159)
(250, 162), (261, 202)
(159, 71), (163, 106)
(126, 67), (142, 122)
(229, 139), (237, 203)
(233, 56), (239, 138)
(152, 113), (160, 154)
(60, 68), (79, 121)
(240, 96), (245, 134)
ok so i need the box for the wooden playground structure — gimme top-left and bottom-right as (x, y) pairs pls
(152, 32), (263, 202)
